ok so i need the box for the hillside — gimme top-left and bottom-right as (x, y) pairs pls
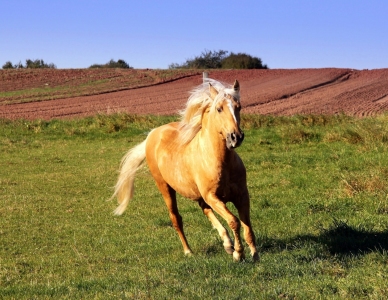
(1, 68), (388, 119)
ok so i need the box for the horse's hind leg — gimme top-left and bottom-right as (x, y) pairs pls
(157, 182), (193, 255)
(198, 199), (234, 255)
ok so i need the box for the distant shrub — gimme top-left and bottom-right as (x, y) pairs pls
(169, 49), (268, 69)
(25, 59), (56, 69)
(169, 50), (228, 69)
(221, 52), (268, 69)
(169, 50), (227, 69)
(2, 59), (56, 69)
(2, 61), (14, 69)
(89, 59), (133, 69)
(14, 61), (24, 69)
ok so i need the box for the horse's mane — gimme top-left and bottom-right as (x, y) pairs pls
(178, 78), (239, 145)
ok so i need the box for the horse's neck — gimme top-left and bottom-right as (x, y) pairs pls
(194, 125), (231, 163)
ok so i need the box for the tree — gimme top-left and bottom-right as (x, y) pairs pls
(2, 61), (14, 69)
(169, 50), (268, 69)
(89, 59), (133, 69)
(14, 61), (24, 69)
(115, 59), (131, 69)
(26, 59), (57, 69)
(221, 52), (268, 69)
(2, 59), (56, 69)
(169, 50), (229, 69)
(25, 59), (56, 69)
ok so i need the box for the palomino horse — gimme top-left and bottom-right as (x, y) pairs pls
(112, 79), (258, 261)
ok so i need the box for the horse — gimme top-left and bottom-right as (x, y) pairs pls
(111, 78), (258, 262)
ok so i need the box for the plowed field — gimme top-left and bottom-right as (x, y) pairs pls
(1, 68), (388, 120)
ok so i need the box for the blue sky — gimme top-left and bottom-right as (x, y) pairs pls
(1, 0), (387, 70)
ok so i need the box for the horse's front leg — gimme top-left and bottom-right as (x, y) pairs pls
(204, 193), (245, 261)
(233, 190), (259, 262)
(198, 199), (234, 255)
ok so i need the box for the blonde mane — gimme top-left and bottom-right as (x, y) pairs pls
(178, 78), (240, 145)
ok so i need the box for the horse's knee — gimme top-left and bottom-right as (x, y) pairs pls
(228, 217), (241, 232)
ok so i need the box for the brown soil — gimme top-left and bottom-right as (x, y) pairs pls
(1, 68), (388, 120)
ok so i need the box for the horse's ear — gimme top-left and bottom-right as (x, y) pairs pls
(209, 83), (218, 100)
(233, 80), (240, 92)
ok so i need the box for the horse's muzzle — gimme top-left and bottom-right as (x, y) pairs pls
(226, 130), (244, 149)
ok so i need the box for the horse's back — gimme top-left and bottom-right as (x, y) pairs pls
(146, 122), (181, 153)
(145, 121), (180, 163)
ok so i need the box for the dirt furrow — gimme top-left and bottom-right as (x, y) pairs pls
(1, 68), (388, 119)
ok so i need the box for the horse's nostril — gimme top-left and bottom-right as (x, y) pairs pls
(226, 132), (244, 149)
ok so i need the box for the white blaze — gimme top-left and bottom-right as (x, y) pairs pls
(226, 98), (237, 124)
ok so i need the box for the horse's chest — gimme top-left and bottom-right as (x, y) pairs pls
(216, 177), (240, 203)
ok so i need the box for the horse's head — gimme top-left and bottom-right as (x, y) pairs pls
(209, 80), (244, 149)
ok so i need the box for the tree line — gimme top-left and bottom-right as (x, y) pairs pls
(2, 59), (57, 69)
(1, 59), (132, 69)
(2, 52), (268, 70)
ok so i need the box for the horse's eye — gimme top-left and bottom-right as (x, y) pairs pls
(217, 107), (223, 113)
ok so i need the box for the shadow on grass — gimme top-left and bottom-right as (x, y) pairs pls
(259, 219), (388, 257)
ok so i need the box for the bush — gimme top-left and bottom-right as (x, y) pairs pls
(25, 59), (56, 69)
(89, 59), (133, 69)
(2, 61), (14, 69)
(169, 50), (228, 69)
(169, 49), (268, 69)
(221, 52), (268, 69)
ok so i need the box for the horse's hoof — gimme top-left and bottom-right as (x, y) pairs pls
(224, 245), (234, 255)
(252, 252), (260, 262)
(232, 251), (245, 261)
(184, 250), (193, 256)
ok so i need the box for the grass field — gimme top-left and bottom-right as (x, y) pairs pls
(2, 114), (388, 299)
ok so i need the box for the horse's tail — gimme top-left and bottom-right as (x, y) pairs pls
(112, 139), (147, 215)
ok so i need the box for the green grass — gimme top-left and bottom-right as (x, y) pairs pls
(2, 114), (388, 299)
